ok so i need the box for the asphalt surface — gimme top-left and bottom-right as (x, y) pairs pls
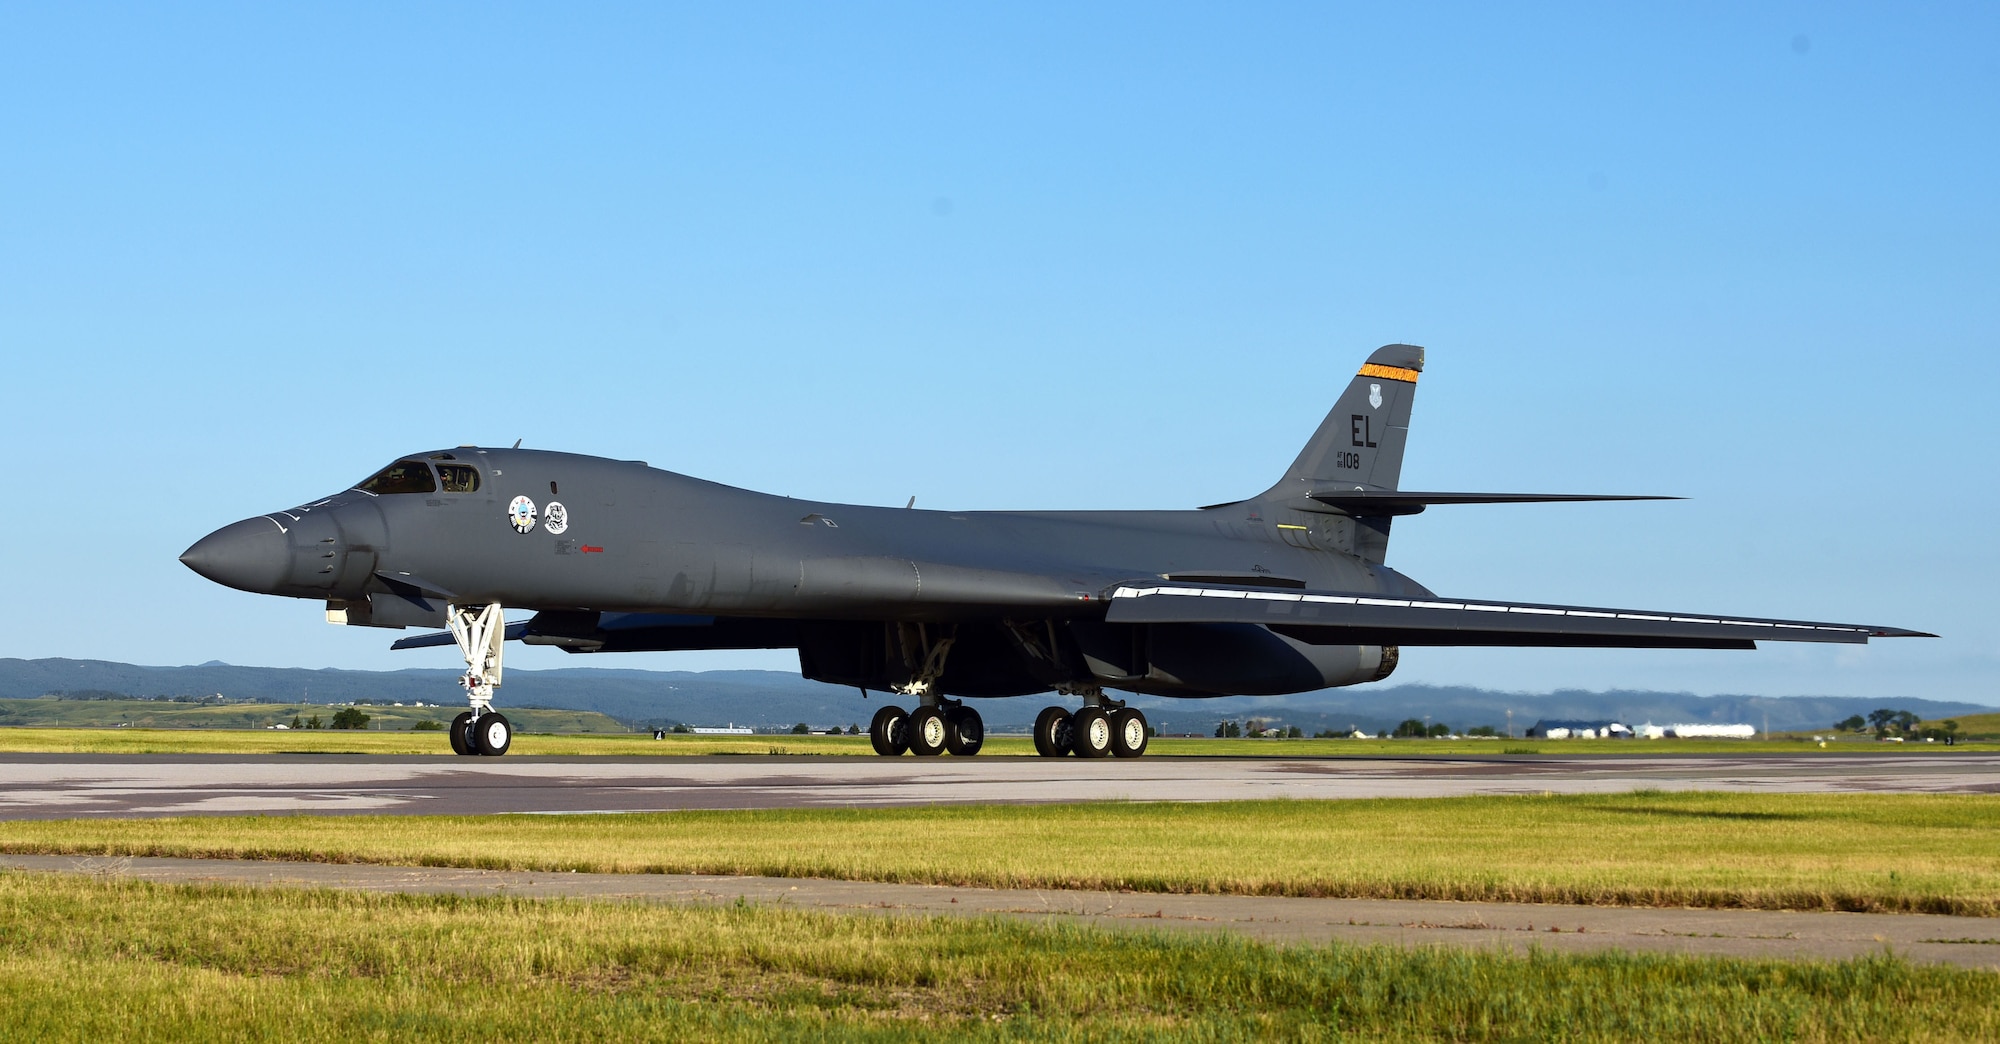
(1, 752), (1997, 819)
(6, 854), (1997, 969)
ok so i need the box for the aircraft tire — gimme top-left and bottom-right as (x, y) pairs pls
(1071, 707), (1113, 759)
(473, 712), (512, 756)
(1110, 709), (1149, 758)
(907, 707), (948, 756)
(944, 706), (984, 756)
(449, 712), (475, 756)
(869, 705), (910, 756)
(1033, 707), (1073, 758)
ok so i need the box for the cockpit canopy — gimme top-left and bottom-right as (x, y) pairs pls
(358, 457), (481, 495)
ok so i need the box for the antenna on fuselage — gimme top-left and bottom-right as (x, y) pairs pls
(512, 439), (523, 449)
(905, 496), (916, 509)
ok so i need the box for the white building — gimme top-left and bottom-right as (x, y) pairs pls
(1525, 720), (1633, 739)
(1662, 723), (1757, 739)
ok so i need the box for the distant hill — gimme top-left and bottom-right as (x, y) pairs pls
(2, 657), (1989, 736)
(0, 697), (624, 734)
(1919, 711), (2000, 740)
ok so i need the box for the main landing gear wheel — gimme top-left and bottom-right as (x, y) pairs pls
(449, 712), (476, 756)
(473, 712), (512, 756)
(869, 705), (910, 757)
(945, 706), (985, 757)
(1033, 707), (1074, 758)
(1111, 708), (1149, 758)
(906, 706), (948, 757)
(1070, 706), (1113, 759)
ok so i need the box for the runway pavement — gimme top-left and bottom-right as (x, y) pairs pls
(2, 752), (1997, 819)
(6, 854), (1997, 968)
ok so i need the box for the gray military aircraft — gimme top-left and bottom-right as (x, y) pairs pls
(181, 345), (1929, 758)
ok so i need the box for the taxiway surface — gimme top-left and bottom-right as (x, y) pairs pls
(6, 854), (1997, 968)
(2, 752), (1996, 819)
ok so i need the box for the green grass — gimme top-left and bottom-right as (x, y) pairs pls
(0, 697), (626, 733)
(1, 870), (1994, 1041)
(9, 793), (2000, 916)
(0, 726), (886, 756)
(1161, 735), (2000, 755)
(1920, 712), (2000, 740)
(4, 725), (1991, 756)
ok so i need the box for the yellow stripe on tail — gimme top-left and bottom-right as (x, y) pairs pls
(1358, 362), (1420, 383)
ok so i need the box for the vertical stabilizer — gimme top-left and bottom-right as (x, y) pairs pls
(1263, 344), (1424, 500)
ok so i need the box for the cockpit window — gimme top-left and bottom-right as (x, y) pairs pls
(358, 459), (438, 495)
(438, 464), (481, 493)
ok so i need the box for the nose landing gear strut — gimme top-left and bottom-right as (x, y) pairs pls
(445, 602), (512, 756)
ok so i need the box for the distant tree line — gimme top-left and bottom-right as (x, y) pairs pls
(282, 709), (369, 729)
(38, 691), (247, 704)
(1217, 720), (1305, 738)
(1834, 708), (1962, 742)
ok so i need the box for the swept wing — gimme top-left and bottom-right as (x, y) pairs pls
(1105, 582), (1931, 650)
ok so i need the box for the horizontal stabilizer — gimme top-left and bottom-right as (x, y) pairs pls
(1305, 491), (1679, 516)
(1106, 582), (1933, 649)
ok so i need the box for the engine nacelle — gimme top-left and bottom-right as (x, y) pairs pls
(1069, 621), (1397, 697)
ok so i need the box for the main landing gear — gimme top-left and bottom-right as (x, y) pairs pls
(868, 702), (984, 757)
(869, 623), (985, 757)
(445, 602), (513, 756)
(1034, 687), (1148, 759)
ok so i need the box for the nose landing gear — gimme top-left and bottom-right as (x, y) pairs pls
(445, 602), (513, 756)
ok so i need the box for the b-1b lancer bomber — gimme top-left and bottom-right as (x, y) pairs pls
(181, 345), (1929, 758)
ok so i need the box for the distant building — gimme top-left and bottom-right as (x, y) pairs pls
(1662, 723), (1757, 739)
(1524, 719), (1634, 739)
(690, 724), (754, 735)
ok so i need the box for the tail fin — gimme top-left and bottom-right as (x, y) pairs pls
(1261, 344), (1424, 501)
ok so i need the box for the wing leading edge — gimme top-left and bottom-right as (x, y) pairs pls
(1104, 583), (1933, 650)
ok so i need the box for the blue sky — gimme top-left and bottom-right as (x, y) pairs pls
(3, 3), (1994, 702)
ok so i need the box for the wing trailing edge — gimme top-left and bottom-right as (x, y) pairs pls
(1104, 582), (1933, 649)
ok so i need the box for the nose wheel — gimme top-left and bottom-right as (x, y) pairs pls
(472, 712), (512, 756)
(449, 710), (512, 756)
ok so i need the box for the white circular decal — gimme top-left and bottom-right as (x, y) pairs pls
(543, 501), (569, 535)
(508, 496), (537, 534)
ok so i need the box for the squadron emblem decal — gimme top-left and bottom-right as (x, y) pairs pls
(543, 501), (569, 535)
(507, 496), (537, 534)
(1368, 383), (1383, 410)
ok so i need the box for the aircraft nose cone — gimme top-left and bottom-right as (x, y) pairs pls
(180, 517), (290, 594)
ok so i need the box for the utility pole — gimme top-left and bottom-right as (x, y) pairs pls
(1506, 709), (1513, 739)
